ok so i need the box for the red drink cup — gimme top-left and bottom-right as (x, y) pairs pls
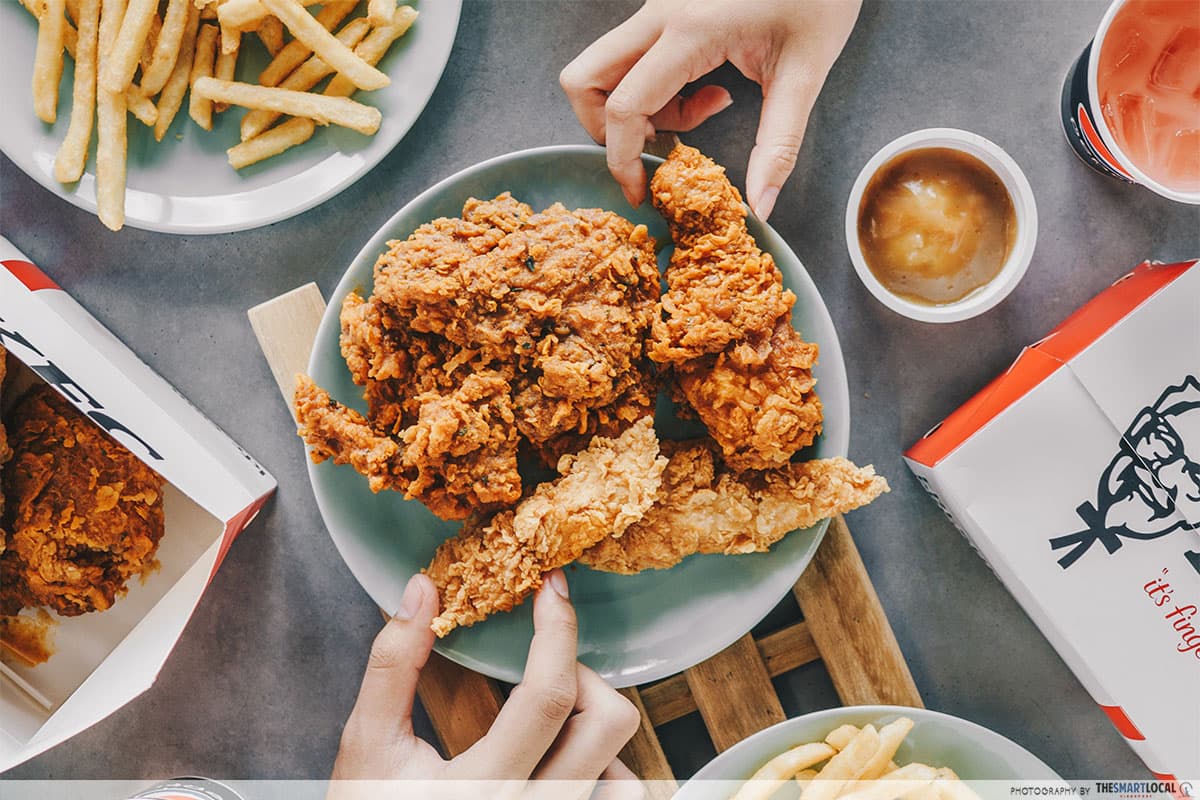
(1061, 0), (1200, 204)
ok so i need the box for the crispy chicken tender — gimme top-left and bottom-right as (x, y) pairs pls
(0, 386), (165, 617)
(677, 314), (824, 471)
(425, 417), (667, 636)
(294, 373), (522, 519)
(649, 143), (823, 470)
(579, 440), (888, 574)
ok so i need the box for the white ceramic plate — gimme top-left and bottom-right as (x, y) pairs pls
(677, 706), (1062, 799)
(305, 146), (852, 687)
(0, 0), (461, 234)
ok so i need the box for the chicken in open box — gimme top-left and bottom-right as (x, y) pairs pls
(905, 259), (1199, 780)
(0, 236), (276, 771)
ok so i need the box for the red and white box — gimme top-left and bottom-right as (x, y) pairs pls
(905, 259), (1199, 780)
(0, 236), (277, 771)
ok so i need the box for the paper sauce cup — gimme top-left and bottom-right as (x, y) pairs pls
(845, 128), (1038, 324)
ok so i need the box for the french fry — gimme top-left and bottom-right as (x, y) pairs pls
(199, 3), (217, 20)
(234, 14), (414, 165)
(256, 14), (283, 56)
(859, 718), (916, 780)
(227, 116), (314, 169)
(217, 0), (320, 32)
(153, 0), (201, 141)
(193, 77), (382, 134)
(96, 0), (127, 231)
(825, 725), (860, 750)
(803, 725), (881, 800)
(260, 0), (389, 91)
(219, 24), (241, 56)
(731, 743), (836, 800)
(367, 0), (395, 26)
(241, 16), (370, 140)
(324, 8), (415, 96)
(141, 0), (191, 95)
(100, 0), (158, 93)
(838, 764), (939, 800)
(53, 0), (99, 183)
(21, 0), (80, 58)
(796, 769), (819, 792)
(213, 31), (240, 111)
(256, 0), (355, 87)
(64, 0), (80, 24)
(934, 768), (985, 800)
(140, 12), (163, 71)
(125, 86), (159, 125)
(32, 0), (66, 123)
(188, 24), (219, 130)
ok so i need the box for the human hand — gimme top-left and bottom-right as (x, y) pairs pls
(329, 569), (643, 799)
(560, 0), (862, 219)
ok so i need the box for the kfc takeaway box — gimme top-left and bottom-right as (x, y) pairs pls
(0, 236), (277, 771)
(905, 259), (1199, 780)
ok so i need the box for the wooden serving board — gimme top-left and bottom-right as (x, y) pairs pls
(249, 284), (922, 798)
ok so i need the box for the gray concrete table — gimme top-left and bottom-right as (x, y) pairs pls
(2, 0), (1196, 783)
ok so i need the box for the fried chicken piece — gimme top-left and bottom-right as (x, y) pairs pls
(0, 386), (164, 617)
(400, 372), (522, 520)
(295, 375), (406, 494)
(579, 440), (888, 574)
(295, 372), (522, 520)
(1, 344), (10, 556)
(425, 417), (666, 636)
(372, 198), (660, 450)
(676, 314), (824, 471)
(649, 143), (823, 470)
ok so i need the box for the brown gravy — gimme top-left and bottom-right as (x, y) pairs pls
(857, 147), (1017, 306)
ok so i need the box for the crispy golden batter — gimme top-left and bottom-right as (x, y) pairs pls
(295, 373), (521, 519)
(649, 143), (823, 470)
(298, 192), (661, 519)
(1, 344), (10, 556)
(425, 417), (666, 636)
(0, 386), (164, 617)
(579, 440), (888, 574)
(677, 315), (824, 471)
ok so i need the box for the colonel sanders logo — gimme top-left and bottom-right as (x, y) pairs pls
(1050, 376), (1200, 569)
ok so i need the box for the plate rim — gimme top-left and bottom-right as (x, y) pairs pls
(681, 704), (1064, 788)
(0, 0), (463, 235)
(305, 143), (850, 686)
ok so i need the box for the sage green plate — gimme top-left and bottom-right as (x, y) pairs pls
(676, 706), (1062, 798)
(306, 145), (851, 687)
(0, 1), (461, 234)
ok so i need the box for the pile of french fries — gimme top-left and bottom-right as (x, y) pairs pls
(22, 0), (417, 231)
(730, 718), (987, 800)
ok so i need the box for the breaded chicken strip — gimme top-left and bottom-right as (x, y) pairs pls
(425, 417), (667, 636)
(677, 314), (824, 471)
(649, 143), (823, 470)
(1, 386), (165, 616)
(294, 373), (522, 520)
(579, 440), (887, 574)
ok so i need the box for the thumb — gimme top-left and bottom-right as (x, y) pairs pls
(745, 69), (821, 221)
(347, 573), (439, 737)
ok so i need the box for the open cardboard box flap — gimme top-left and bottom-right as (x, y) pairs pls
(0, 236), (277, 771)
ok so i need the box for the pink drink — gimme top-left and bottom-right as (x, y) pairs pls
(1098, 0), (1200, 194)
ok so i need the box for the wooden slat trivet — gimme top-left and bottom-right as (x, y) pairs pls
(249, 283), (922, 789)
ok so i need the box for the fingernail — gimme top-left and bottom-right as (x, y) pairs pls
(754, 186), (779, 221)
(395, 574), (424, 620)
(547, 569), (569, 599)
